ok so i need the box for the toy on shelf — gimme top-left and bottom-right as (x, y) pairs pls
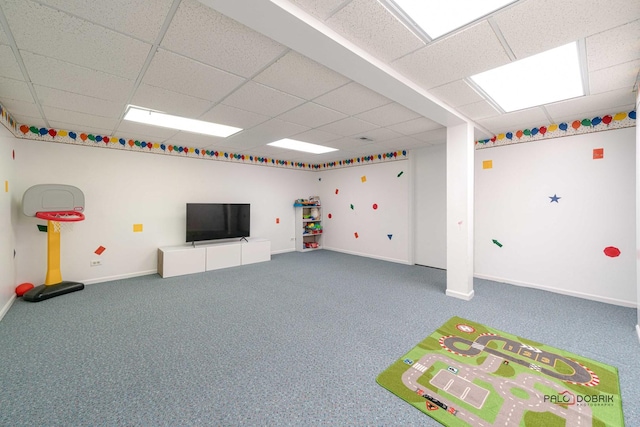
(304, 222), (322, 235)
(293, 196), (321, 207)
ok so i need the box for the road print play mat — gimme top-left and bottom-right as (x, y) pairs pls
(377, 316), (624, 426)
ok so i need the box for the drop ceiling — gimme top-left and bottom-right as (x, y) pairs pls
(0, 0), (637, 164)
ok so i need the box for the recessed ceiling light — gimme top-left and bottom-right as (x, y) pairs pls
(470, 42), (585, 112)
(124, 106), (242, 138)
(268, 139), (338, 154)
(388, 0), (516, 39)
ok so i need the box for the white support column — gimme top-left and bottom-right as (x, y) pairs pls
(446, 122), (475, 300)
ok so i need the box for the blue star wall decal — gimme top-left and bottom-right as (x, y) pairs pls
(549, 194), (561, 203)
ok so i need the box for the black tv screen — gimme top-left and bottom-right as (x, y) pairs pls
(186, 203), (250, 243)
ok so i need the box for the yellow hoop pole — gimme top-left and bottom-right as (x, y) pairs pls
(44, 220), (62, 285)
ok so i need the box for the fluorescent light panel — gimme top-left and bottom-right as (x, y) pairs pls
(470, 42), (584, 112)
(391, 0), (516, 39)
(124, 107), (242, 138)
(268, 139), (338, 154)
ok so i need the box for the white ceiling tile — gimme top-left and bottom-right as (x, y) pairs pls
(289, 0), (349, 20)
(545, 88), (637, 122)
(456, 100), (501, 121)
(35, 0), (174, 43)
(42, 106), (119, 130)
(476, 107), (550, 136)
(130, 83), (213, 118)
(277, 102), (347, 128)
(320, 136), (365, 152)
(590, 59), (640, 94)
(0, 21), (8, 44)
(21, 51), (133, 103)
(302, 150), (360, 163)
(410, 128), (446, 144)
(429, 80), (484, 108)
(339, 143), (382, 155)
(288, 128), (341, 144)
(392, 21), (511, 88)
(114, 121), (178, 140)
(34, 85), (123, 118)
(326, 0), (425, 62)
(14, 115), (46, 129)
(355, 102), (421, 127)
(235, 144), (290, 159)
(0, 76), (33, 102)
(222, 81), (305, 117)
(353, 126), (403, 142)
(199, 104), (270, 130)
(368, 135), (424, 150)
(224, 118), (310, 150)
(0, 98), (40, 119)
(494, 0), (640, 60)
(586, 20), (640, 71)
(387, 117), (442, 135)
(142, 49), (245, 103)
(0, 45), (23, 80)
(316, 116), (378, 136)
(161, 0), (287, 77)
(45, 121), (114, 137)
(254, 50), (350, 99)
(2, 0), (151, 79)
(313, 82), (391, 115)
(165, 131), (228, 149)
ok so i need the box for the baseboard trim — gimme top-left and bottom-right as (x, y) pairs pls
(446, 288), (475, 301)
(82, 270), (158, 285)
(0, 294), (16, 322)
(474, 273), (637, 308)
(323, 247), (411, 265)
(636, 324), (640, 345)
(271, 248), (295, 255)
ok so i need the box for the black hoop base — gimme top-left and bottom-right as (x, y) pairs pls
(22, 281), (84, 302)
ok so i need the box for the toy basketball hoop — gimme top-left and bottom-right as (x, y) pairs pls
(35, 210), (85, 232)
(21, 184), (86, 302)
(35, 210), (85, 221)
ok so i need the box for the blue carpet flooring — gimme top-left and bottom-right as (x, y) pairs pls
(0, 250), (638, 426)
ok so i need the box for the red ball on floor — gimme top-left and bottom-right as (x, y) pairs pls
(15, 283), (34, 297)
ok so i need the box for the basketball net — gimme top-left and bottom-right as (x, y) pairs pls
(52, 220), (72, 233)
(36, 211), (84, 233)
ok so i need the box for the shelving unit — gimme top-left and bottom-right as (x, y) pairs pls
(295, 205), (322, 252)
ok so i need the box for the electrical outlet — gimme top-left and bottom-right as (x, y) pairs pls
(90, 260), (102, 267)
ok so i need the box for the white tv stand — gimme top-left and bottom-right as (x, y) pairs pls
(158, 238), (270, 278)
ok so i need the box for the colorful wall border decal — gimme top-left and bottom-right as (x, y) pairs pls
(475, 110), (636, 149)
(0, 102), (18, 133)
(9, 120), (407, 171)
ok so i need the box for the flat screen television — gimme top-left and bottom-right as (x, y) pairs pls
(186, 203), (250, 243)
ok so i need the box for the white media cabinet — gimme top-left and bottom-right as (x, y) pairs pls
(158, 238), (271, 278)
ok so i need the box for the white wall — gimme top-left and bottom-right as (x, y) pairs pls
(0, 125), (16, 318)
(317, 160), (411, 264)
(412, 144), (446, 269)
(475, 127), (636, 306)
(13, 139), (315, 286)
(5, 124), (636, 312)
